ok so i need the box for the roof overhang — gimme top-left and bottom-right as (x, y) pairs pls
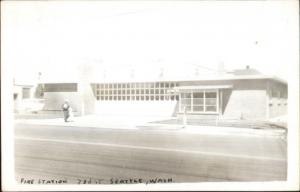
(14, 84), (34, 87)
(171, 85), (233, 93)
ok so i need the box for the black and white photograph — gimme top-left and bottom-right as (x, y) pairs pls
(1, 0), (299, 191)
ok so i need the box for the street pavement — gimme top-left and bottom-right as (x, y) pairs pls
(15, 120), (287, 184)
(15, 114), (287, 138)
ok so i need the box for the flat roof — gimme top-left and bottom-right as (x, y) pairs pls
(89, 75), (287, 84)
(39, 74), (287, 85)
(14, 84), (34, 87)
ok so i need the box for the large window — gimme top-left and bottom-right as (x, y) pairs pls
(181, 93), (191, 112)
(180, 90), (218, 113)
(193, 92), (204, 112)
(92, 82), (179, 101)
(22, 88), (31, 99)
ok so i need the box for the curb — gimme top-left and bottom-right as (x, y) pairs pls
(15, 119), (286, 138)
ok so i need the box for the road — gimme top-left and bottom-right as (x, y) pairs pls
(15, 123), (287, 184)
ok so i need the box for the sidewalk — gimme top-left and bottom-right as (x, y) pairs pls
(15, 115), (167, 130)
(15, 115), (286, 138)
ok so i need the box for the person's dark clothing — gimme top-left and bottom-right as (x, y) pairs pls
(62, 103), (70, 122)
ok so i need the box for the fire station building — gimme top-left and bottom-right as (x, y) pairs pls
(40, 66), (287, 120)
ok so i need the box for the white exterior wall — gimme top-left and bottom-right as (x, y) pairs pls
(14, 85), (35, 113)
(222, 89), (267, 120)
(43, 92), (81, 112)
(95, 101), (178, 117)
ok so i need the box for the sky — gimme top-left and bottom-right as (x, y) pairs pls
(2, 0), (298, 83)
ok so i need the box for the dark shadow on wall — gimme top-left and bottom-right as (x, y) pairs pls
(172, 100), (179, 117)
(221, 89), (232, 115)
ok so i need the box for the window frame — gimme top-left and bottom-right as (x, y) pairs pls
(179, 89), (219, 114)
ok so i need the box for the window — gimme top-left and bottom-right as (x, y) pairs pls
(155, 83), (160, 88)
(193, 92), (204, 112)
(180, 93), (191, 111)
(180, 91), (218, 113)
(92, 81), (180, 102)
(205, 92), (217, 112)
(44, 83), (77, 92)
(22, 88), (31, 99)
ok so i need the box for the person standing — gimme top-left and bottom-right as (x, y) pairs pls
(62, 100), (70, 122)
